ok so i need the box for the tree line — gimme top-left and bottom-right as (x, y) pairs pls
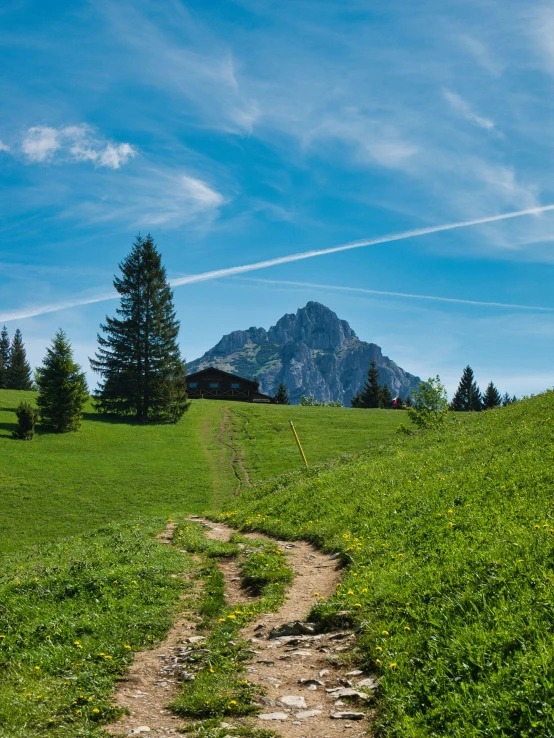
(349, 360), (517, 411)
(9, 235), (190, 439)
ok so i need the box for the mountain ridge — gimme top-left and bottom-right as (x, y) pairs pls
(188, 301), (422, 405)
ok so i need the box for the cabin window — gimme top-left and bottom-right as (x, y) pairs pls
(231, 383), (240, 389)
(209, 382), (219, 388)
(189, 382), (197, 389)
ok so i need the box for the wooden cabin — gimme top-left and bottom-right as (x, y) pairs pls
(186, 367), (274, 403)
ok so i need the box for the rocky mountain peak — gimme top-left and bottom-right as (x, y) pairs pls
(211, 326), (268, 356)
(188, 302), (421, 405)
(267, 301), (356, 351)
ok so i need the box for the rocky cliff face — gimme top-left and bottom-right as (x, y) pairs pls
(188, 302), (422, 405)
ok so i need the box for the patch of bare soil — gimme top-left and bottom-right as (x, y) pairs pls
(106, 523), (200, 738)
(201, 519), (375, 738)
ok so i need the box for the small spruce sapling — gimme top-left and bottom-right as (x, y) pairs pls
(13, 401), (37, 440)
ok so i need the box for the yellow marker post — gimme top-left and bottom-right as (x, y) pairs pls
(289, 420), (308, 467)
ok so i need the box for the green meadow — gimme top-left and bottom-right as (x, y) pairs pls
(218, 392), (554, 737)
(0, 390), (402, 552)
(3, 387), (554, 736)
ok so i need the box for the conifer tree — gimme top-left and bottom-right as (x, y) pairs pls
(36, 330), (89, 432)
(0, 325), (9, 388)
(356, 359), (382, 408)
(6, 329), (33, 390)
(380, 382), (393, 408)
(405, 395), (412, 408)
(90, 234), (190, 423)
(351, 390), (362, 408)
(395, 395), (404, 409)
(13, 401), (37, 440)
(450, 365), (482, 411)
(501, 392), (512, 406)
(482, 381), (502, 410)
(274, 382), (290, 405)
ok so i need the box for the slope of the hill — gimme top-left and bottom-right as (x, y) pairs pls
(0, 391), (236, 553)
(0, 391), (405, 553)
(225, 402), (408, 484)
(217, 392), (554, 737)
(188, 301), (422, 404)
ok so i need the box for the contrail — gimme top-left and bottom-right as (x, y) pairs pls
(169, 203), (554, 288)
(1, 202), (553, 323)
(242, 278), (554, 312)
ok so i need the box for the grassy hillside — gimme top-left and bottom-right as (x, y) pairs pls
(225, 402), (407, 483)
(0, 391), (236, 553)
(0, 518), (190, 737)
(0, 391), (403, 553)
(217, 392), (554, 737)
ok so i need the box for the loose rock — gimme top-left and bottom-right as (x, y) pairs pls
(280, 695), (307, 708)
(258, 712), (289, 721)
(331, 712), (365, 720)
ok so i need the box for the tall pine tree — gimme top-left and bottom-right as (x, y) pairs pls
(274, 382), (290, 405)
(0, 325), (9, 389)
(355, 359), (382, 408)
(482, 381), (502, 410)
(6, 329), (33, 390)
(450, 365), (482, 411)
(90, 234), (190, 423)
(36, 330), (89, 432)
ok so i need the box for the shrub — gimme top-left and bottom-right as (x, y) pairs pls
(12, 401), (37, 440)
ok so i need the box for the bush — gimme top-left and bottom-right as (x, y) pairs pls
(407, 375), (448, 428)
(12, 401), (37, 440)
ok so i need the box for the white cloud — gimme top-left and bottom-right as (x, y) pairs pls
(180, 174), (225, 208)
(65, 167), (226, 228)
(98, 142), (136, 169)
(444, 90), (496, 131)
(21, 126), (61, 162)
(20, 124), (136, 168)
(0, 139), (10, 153)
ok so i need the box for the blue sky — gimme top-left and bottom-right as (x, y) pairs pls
(1, 0), (554, 397)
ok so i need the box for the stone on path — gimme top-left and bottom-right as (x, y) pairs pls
(128, 728), (151, 735)
(258, 712), (289, 721)
(295, 709), (322, 719)
(356, 677), (379, 690)
(280, 695), (307, 708)
(331, 711), (365, 720)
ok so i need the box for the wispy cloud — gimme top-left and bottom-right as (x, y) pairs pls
(243, 278), (554, 312)
(444, 90), (496, 132)
(2, 203), (553, 323)
(0, 140), (10, 153)
(66, 168), (226, 228)
(20, 125), (136, 168)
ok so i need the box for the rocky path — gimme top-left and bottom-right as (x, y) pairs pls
(203, 520), (374, 738)
(106, 524), (200, 737)
(107, 520), (375, 737)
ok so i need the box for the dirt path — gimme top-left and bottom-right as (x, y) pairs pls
(105, 524), (200, 738)
(107, 520), (374, 738)
(216, 407), (251, 494)
(203, 520), (374, 737)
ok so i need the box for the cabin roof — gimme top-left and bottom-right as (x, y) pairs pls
(186, 366), (259, 386)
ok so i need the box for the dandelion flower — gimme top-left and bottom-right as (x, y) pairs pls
(382, 630), (389, 636)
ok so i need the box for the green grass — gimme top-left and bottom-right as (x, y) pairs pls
(0, 391), (237, 553)
(0, 390), (404, 552)
(0, 518), (190, 737)
(225, 402), (407, 483)
(216, 393), (554, 738)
